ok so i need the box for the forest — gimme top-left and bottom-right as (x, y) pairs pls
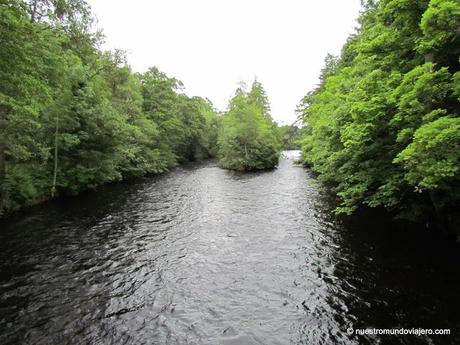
(0, 0), (287, 216)
(3, 0), (459, 233)
(297, 0), (460, 232)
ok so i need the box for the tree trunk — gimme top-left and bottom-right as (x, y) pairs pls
(51, 114), (59, 198)
(0, 109), (7, 216)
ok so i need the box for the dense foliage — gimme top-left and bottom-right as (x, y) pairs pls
(218, 81), (281, 171)
(298, 0), (460, 230)
(0, 0), (219, 216)
(276, 125), (302, 150)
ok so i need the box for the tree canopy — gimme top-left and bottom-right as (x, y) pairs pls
(298, 0), (460, 230)
(0, 0), (219, 215)
(217, 80), (281, 171)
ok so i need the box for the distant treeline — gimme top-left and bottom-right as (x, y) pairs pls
(0, 0), (289, 216)
(277, 125), (302, 150)
(298, 0), (460, 231)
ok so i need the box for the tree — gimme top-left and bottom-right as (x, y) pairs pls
(218, 81), (281, 171)
(298, 0), (460, 230)
(0, 0), (66, 213)
(0, 1), (220, 216)
(276, 125), (302, 150)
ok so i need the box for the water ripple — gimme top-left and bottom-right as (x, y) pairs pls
(1, 151), (459, 344)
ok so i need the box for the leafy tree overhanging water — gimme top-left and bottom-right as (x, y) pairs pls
(0, 0), (285, 216)
(297, 0), (460, 231)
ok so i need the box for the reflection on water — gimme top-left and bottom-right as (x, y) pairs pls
(0, 151), (459, 344)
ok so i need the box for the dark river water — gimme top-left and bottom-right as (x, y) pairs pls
(1, 151), (459, 345)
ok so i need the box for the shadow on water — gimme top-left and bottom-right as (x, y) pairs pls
(311, 196), (460, 345)
(0, 152), (459, 345)
(0, 167), (191, 344)
(0, 178), (150, 344)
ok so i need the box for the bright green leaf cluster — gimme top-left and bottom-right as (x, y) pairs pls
(298, 0), (460, 226)
(218, 80), (281, 171)
(0, 1), (220, 215)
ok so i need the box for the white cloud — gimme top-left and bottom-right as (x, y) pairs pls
(88, 0), (361, 124)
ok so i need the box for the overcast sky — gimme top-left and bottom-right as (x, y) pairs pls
(87, 0), (362, 124)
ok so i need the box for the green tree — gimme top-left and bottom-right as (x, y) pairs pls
(298, 0), (460, 231)
(218, 81), (281, 171)
(0, 0), (68, 213)
(276, 125), (302, 150)
(0, 0), (220, 216)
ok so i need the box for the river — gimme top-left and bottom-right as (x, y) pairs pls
(0, 151), (459, 345)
